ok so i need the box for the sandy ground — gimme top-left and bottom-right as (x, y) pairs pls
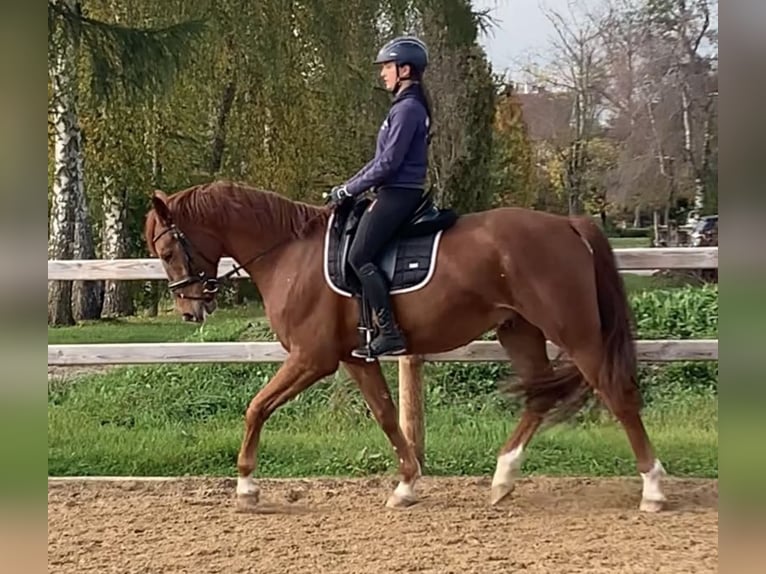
(48, 475), (717, 574)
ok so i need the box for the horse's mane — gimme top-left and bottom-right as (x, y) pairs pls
(163, 180), (329, 238)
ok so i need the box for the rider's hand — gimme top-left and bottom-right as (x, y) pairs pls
(324, 185), (351, 206)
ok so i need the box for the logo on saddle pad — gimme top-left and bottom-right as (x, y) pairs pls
(323, 197), (458, 298)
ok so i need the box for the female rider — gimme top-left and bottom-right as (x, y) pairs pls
(326, 36), (431, 358)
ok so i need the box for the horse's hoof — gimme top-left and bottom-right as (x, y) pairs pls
(639, 498), (665, 513)
(490, 483), (515, 506)
(386, 493), (418, 509)
(235, 492), (260, 512)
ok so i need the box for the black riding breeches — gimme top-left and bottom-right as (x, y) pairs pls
(347, 187), (424, 276)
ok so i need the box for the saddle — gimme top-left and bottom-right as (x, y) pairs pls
(323, 192), (459, 358)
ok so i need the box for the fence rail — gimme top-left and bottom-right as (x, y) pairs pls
(47, 247), (719, 281)
(48, 339), (718, 366)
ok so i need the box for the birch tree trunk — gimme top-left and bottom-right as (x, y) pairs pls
(48, 91), (77, 325)
(101, 176), (134, 317)
(652, 209), (661, 247)
(674, 0), (713, 215)
(680, 84), (705, 213)
(47, 0), (81, 326)
(72, 167), (103, 320)
(49, 0), (101, 322)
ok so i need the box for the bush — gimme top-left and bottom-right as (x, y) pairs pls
(631, 284), (718, 339)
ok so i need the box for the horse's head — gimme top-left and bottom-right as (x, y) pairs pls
(145, 190), (222, 323)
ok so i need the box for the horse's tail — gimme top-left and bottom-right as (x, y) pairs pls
(570, 217), (641, 412)
(501, 217), (641, 425)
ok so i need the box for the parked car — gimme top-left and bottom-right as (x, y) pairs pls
(689, 215), (718, 246)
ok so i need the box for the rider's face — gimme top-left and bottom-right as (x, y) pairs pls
(380, 61), (402, 91)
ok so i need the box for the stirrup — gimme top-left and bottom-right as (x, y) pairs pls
(351, 326), (377, 362)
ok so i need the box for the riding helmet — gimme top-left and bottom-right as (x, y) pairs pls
(374, 36), (429, 75)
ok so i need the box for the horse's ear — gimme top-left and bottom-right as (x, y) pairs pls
(151, 190), (172, 225)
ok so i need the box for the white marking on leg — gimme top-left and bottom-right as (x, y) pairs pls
(393, 481), (415, 500)
(395, 457), (422, 498)
(640, 459), (667, 502)
(492, 445), (524, 488)
(237, 476), (258, 496)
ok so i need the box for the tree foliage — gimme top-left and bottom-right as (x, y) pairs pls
(47, 0), (210, 323)
(491, 85), (536, 208)
(48, 0), (207, 105)
(48, 0), (503, 319)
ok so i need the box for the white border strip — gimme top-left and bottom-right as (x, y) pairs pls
(322, 211), (353, 298)
(47, 475), (389, 484)
(390, 229), (443, 295)
(48, 476), (186, 482)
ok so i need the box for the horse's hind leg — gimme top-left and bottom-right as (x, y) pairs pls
(567, 338), (667, 512)
(490, 316), (569, 505)
(342, 359), (422, 509)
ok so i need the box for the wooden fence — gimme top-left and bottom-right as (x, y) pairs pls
(48, 247), (718, 280)
(48, 247), (718, 463)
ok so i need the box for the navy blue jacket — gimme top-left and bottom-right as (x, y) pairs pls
(344, 85), (430, 196)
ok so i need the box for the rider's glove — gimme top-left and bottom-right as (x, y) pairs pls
(324, 185), (351, 206)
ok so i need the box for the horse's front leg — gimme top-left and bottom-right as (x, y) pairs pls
(236, 353), (335, 510)
(343, 360), (422, 508)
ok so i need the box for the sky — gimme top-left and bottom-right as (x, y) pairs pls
(471, 0), (598, 79)
(472, 0), (719, 80)
(472, 0), (597, 77)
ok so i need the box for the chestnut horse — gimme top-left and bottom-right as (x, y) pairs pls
(144, 180), (667, 512)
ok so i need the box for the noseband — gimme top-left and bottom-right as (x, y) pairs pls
(152, 224), (223, 301)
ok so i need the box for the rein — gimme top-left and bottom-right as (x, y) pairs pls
(152, 208), (331, 300)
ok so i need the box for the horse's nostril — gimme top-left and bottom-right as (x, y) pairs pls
(182, 313), (194, 322)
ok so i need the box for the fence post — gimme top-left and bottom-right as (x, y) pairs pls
(398, 354), (425, 467)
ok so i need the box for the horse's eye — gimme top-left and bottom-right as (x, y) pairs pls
(161, 251), (173, 262)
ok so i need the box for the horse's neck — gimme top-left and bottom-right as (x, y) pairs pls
(215, 200), (323, 300)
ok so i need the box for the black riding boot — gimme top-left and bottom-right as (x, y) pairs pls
(352, 263), (407, 358)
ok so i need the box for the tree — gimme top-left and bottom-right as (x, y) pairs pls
(47, 0), (205, 324)
(416, 0), (498, 213)
(491, 83), (536, 208)
(48, 1), (81, 325)
(520, 0), (608, 216)
(591, 0), (717, 231)
(644, 0), (717, 217)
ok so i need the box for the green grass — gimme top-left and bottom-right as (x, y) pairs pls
(48, 355), (717, 479)
(48, 392), (717, 479)
(609, 236), (652, 248)
(48, 303), (268, 345)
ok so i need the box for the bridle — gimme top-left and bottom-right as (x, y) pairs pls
(151, 208), (331, 301)
(151, 223), (228, 301)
